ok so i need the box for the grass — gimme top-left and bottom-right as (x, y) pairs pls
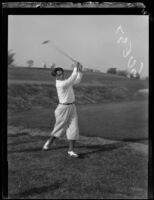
(8, 67), (148, 90)
(8, 100), (148, 141)
(8, 83), (148, 112)
(8, 133), (148, 199)
(8, 67), (148, 112)
(7, 67), (148, 199)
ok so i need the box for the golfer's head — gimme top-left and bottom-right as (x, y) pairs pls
(51, 67), (64, 79)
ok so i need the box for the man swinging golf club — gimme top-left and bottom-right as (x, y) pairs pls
(42, 61), (83, 157)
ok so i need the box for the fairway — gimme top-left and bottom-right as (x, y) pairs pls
(7, 68), (148, 199)
(8, 127), (148, 199)
(8, 100), (148, 142)
(7, 80), (149, 199)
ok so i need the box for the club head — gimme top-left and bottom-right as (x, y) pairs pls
(42, 40), (50, 45)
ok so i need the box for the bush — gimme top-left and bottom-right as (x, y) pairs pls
(117, 70), (128, 77)
(110, 87), (130, 100)
(130, 72), (140, 79)
(106, 68), (117, 74)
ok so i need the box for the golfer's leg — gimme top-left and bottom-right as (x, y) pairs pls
(43, 105), (69, 150)
(43, 120), (62, 150)
(43, 120), (68, 149)
(66, 105), (79, 156)
(43, 135), (57, 150)
(66, 106), (79, 141)
(68, 140), (76, 151)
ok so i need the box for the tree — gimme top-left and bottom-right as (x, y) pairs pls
(106, 67), (117, 74)
(135, 72), (140, 79)
(27, 60), (34, 68)
(42, 62), (47, 68)
(8, 50), (16, 66)
(117, 70), (128, 77)
(130, 72), (140, 79)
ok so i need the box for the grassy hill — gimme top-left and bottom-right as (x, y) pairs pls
(8, 66), (148, 89)
(8, 67), (148, 111)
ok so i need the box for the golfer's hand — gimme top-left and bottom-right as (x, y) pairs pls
(78, 63), (83, 72)
(71, 62), (79, 70)
(75, 62), (83, 72)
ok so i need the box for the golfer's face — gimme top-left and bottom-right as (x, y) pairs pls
(57, 70), (64, 79)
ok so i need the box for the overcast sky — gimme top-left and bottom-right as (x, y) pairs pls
(8, 15), (148, 77)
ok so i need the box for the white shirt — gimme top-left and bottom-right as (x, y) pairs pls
(56, 67), (83, 104)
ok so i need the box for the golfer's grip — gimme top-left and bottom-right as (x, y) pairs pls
(75, 62), (83, 72)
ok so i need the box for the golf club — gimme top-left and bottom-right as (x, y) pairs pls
(42, 40), (79, 63)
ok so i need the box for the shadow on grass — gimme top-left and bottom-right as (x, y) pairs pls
(8, 132), (30, 137)
(8, 135), (49, 146)
(10, 181), (63, 199)
(8, 136), (48, 146)
(8, 144), (69, 153)
(8, 142), (125, 157)
(121, 138), (148, 143)
(8, 139), (38, 146)
(8, 132), (49, 139)
(77, 142), (125, 159)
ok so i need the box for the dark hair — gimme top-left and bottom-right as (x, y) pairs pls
(51, 67), (64, 77)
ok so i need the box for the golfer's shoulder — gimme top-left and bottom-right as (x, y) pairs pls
(56, 80), (68, 88)
(56, 80), (63, 86)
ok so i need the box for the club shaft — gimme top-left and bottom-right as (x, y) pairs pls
(49, 42), (77, 63)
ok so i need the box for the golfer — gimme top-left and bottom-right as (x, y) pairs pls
(43, 62), (83, 157)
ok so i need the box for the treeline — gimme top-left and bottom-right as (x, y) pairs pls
(106, 67), (140, 79)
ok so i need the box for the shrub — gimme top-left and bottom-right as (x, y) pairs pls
(110, 87), (130, 100)
(117, 70), (129, 77)
(106, 68), (117, 74)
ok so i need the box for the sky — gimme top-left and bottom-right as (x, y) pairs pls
(8, 15), (149, 77)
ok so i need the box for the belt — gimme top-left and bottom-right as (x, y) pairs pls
(59, 102), (75, 105)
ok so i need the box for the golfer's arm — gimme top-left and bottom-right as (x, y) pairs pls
(62, 67), (78, 87)
(73, 72), (83, 85)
